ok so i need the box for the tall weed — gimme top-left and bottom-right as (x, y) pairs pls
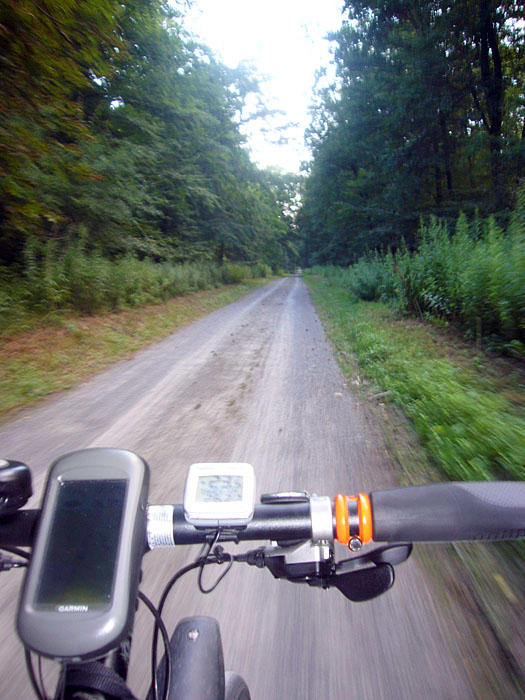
(5, 240), (267, 319)
(326, 204), (524, 351)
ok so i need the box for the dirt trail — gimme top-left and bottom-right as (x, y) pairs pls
(0, 276), (490, 698)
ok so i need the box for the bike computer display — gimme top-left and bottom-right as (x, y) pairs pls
(183, 463), (255, 527)
(17, 448), (149, 660)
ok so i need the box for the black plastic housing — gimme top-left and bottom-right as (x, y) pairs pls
(147, 617), (225, 700)
(331, 563), (395, 602)
(0, 460), (32, 515)
(0, 509), (39, 547)
(371, 482), (525, 542)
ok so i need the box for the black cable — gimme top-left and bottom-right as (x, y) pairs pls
(149, 535), (236, 699)
(24, 649), (47, 700)
(139, 591), (172, 700)
(0, 545), (30, 559)
(196, 539), (211, 559)
(54, 665), (66, 700)
(195, 529), (221, 586)
(198, 550), (233, 593)
(150, 559), (205, 700)
(196, 531), (234, 593)
(38, 656), (49, 700)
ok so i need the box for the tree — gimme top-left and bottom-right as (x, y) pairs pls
(0, 0), (293, 271)
(298, 0), (524, 265)
(0, 0), (121, 261)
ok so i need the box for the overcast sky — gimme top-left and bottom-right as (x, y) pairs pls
(181, 1), (346, 173)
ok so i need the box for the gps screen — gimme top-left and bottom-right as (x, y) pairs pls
(35, 479), (127, 609)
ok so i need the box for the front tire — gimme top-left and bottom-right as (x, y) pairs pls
(225, 672), (251, 700)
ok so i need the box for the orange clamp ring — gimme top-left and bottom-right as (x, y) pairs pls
(357, 492), (372, 545)
(335, 493), (373, 547)
(335, 494), (350, 545)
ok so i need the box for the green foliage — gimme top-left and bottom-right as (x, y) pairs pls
(0, 239), (271, 320)
(0, 0), (120, 257)
(298, 0), (524, 265)
(306, 277), (525, 483)
(0, 0), (297, 272)
(343, 256), (385, 302)
(324, 205), (524, 352)
(251, 263), (272, 278)
(220, 263), (252, 285)
(405, 366), (524, 482)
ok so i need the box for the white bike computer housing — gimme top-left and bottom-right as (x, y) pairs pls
(183, 463), (255, 527)
(17, 448), (149, 661)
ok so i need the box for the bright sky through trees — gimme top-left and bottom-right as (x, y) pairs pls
(182, 0), (346, 173)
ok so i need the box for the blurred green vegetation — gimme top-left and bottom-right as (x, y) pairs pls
(0, 239), (275, 333)
(310, 199), (524, 358)
(0, 1), (300, 273)
(305, 275), (524, 483)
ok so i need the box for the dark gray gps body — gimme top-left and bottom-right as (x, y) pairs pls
(17, 448), (149, 661)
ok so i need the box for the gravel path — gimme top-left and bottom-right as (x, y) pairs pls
(0, 276), (478, 699)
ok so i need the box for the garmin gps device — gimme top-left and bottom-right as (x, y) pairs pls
(17, 448), (149, 661)
(183, 463), (255, 527)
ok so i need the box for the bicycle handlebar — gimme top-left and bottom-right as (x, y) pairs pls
(149, 481), (525, 550)
(3, 464), (522, 700)
(1, 482), (524, 551)
(370, 482), (525, 542)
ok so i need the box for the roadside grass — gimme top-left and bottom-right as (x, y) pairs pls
(305, 275), (524, 483)
(304, 273), (525, 697)
(0, 280), (269, 422)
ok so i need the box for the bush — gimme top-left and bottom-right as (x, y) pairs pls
(344, 255), (385, 301)
(220, 263), (251, 284)
(10, 239), (265, 318)
(252, 263), (272, 278)
(328, 201), (524, 349)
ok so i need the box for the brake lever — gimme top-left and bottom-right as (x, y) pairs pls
(336, 542), (413, 574)
(325, 543), (412, 603)
(238, 541), (412, 604)
(330, 563), (395, 602)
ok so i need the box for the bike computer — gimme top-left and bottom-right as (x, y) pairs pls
(17, 448), (149, 661)
(183, 463), (255, 527)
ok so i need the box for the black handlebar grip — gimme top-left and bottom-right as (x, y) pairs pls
(370, 482), (525, 542)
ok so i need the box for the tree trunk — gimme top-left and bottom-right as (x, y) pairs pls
(434, 136), (443, 207)
(478, 0), (505, 209)
(439, 113), (453, 194)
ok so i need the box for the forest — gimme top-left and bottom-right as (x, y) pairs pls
(1, 1), (523, 328)
(298, 0), (524, 265)
(0, 0), (298, 283)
